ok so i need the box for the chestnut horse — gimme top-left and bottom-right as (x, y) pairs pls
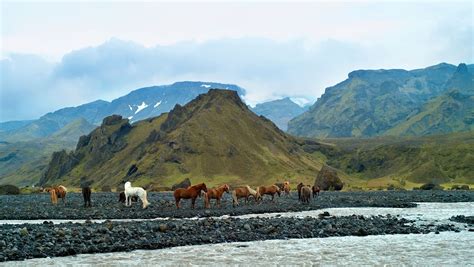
(283, 181), (290, 196)
(257, 185), (281, 201)
(312, 185), (320, 197)
(232, 185), (261, 206)
(174, 183), (208, 209)
(204, 184), (230, 208)
(300, 185), (311, 203)
(297, 182), (304, 200)
(44, 185), (67, 205)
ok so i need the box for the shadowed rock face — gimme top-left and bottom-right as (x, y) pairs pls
(171, 178), (191, 190)
(314, 165), (343, 191)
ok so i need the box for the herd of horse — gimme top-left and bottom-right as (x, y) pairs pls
(43, 181), (320, 209)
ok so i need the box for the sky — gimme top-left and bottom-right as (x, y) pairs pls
(1, 1), (473, 122)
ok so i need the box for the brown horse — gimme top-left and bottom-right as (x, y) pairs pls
(204, 184), (230, 208)
(174, 183), (208, 209)
(283, 181), (290, 196)
(232, 185), (261, 206)
(312, 185), (320, 197)
(297, 182), (304, 200)
(300, 185), (311, 203)
(82, 186), (92, 207)
(257, 185), (281, 201)
(44, 185), (67, 205)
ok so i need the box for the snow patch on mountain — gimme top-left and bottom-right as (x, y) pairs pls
(201, 84), (211, 88)
(128, 116), (133, 120)
(135, 102), (148, 114)
(128, 105), (133, 111)
(154, 101), (162, 108)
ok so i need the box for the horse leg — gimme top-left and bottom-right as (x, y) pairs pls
(192, 197), (196, 209)
(217, 198), (221, 208)
(175, 198), (180, 209)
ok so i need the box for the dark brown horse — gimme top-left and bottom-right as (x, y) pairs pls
(297, 182), (304, 200)
(174, 183), (208, 209)
(119, 191), (138, 203)
(300, 185), (311, 203)
(312, 185), (320, 197)
(44, 185), (67, 205)
(82, 186), (92, 207)
(257, 185), (281, 201)
(204, 184), (230, 208)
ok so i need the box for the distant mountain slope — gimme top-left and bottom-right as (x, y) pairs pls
(40, 89), (323, 188)
(252, 97), (309, 130)
(0, 118), (96, 186)
(0, 81), (245, 142)
(288, 63), (473, 138)
(320, 131), (474, 186)
(385, 64), (474, 136)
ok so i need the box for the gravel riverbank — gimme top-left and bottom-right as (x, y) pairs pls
(0, 214), (462, 262)
(0, 190), (472, 220)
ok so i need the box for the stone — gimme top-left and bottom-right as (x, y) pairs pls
(314, 165), (343, 191)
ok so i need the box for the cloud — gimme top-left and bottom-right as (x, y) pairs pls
(1, 34), (472, 122)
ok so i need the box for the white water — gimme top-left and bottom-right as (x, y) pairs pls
(1, 202), (472, 225)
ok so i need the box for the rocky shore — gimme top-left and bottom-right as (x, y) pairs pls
(0, 190), (473, 220)
(0, 214), (462, 262)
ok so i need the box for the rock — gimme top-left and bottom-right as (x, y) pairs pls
(243, 224), (251, 231)
(171, 178), (191, 190)
(159, 224), (168, 232)
(356, 228), (368, 236)
(314, 165), (343, 191)
(19, 227), (29, 236)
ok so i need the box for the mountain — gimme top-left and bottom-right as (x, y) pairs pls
(288, 63), (473, 138)
(0, 81), (245, 142)
(251, 97), (309, 131)
(318, 131), (474, 187)
(0, 118), (96, 186)
(40, 89), (324, 188)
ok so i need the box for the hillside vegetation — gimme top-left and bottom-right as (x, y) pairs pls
(310, 131), (474, 189)
(40, 89), (325, 189)
(289, 63), (473, 138)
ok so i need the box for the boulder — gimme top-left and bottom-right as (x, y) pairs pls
(171, 178), (191, 190)
(0, 185), (20, 195)
(314, 165), (343, 191)
(102, 115), (124, 126)
(420, 183), (443, 190)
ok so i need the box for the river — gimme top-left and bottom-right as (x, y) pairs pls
(2, 202), (473, 266)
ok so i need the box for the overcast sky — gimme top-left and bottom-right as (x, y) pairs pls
(1, 1), (473, 121)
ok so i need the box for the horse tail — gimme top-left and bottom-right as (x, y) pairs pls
(142, 190), (150, 208)
(50, 189), (58, 204)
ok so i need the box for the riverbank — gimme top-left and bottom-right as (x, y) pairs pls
(1, 191), (473, 220)
(0, 214), (461, 262)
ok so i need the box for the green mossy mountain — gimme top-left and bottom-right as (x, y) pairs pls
(40, 89), (324, 188)
(315, 131), (474, 187)
(252, 97), (308, 131)
(0, 118), (96, 186)
(288, 63), (473, 138)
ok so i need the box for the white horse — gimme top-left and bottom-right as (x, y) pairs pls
(124, 181), (150, 209)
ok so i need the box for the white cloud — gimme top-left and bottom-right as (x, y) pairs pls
(1, 2), (472, 121)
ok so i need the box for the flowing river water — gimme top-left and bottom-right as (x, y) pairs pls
(2, 202), (473, 266)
